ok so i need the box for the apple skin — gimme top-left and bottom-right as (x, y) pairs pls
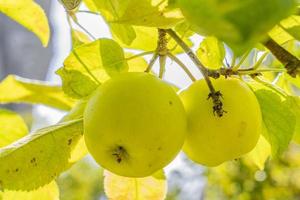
(84, 72), (187, 177)
(179, 78), (262, 166)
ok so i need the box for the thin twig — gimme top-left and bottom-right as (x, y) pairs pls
(167, 53), (196, 82)
(232, 50), (251, 70)
(145, 53), (159, 72)
(69, 15), (96, 40)
(125, 51), (154, 61)
(230, 54), (236, 68)
(77, 10), (100, 15)
(252, 52), (268, 70)
(166, 29), (225, 117)
(207, 67), (286, 78)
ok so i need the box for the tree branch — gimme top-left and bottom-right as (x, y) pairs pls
(207, 67), (286, 78)
(263, 38), (300, 77)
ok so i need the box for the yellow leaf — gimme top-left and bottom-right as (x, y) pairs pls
(196, 36), (225, 69)
(246, 135), (271, 170)
(0, 0), (50, 47)
(0, 109), (28, 148)
(93, 0), (183, 28)
(126, 53), (148, 72)
(104, 170), (167, 200)
(0, 75), (74, 111)
(71, 30), (92, 48)
(269, 25), (294, 45)
(0, 181), (59, 200)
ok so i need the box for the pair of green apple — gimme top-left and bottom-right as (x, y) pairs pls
(84, 73), (262, 177)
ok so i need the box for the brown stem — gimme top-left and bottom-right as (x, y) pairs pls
(263, 38), (300, 77)
(207, 67), (285, 79)
(166, 29), (225, 117)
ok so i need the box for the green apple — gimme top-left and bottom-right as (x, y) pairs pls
(84, 72), (187, 177)
(179, 78), (262, 166)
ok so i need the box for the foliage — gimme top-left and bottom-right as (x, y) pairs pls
(204, 144), (300, 200)
(0, 0), (50, 46)
(0, 0), (300, 199)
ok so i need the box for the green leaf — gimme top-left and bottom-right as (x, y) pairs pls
(61, 39), (128, 83)
(0, 119), (84, 191)
(104, 170), (167, 200)
(56, 68), (98, 99)
(99, 39), (129, 76)
(0, 181), (59, 200)
(196, 36), (225, 69)
(0, 0), (50, 47)
(0, 75), (74, 110)
(92, 0), (183, 28)
(254, 89), (296, 156)
(113, 26), (157, 51)
(178, 0), (297, 55)
(285, 96), (300, 144)
(109, 24), (136, 46)
(174, 21), (195, 38)
(0, 109), (28, 148)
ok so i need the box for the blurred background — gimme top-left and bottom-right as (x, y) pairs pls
(1, 1), (300, 199)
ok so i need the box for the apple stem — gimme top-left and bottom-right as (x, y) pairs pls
(167, 53), (196, 82)
(166, 29), (225, 117)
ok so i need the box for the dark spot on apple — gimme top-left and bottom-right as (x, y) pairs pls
(68, 139), (72, 145)
(31, 157), (36, 163)
(15, 168), (19, 172)
(169, 101), (173, 106)
(158, 147), (162, 151)
(112, 145), (128, 164)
